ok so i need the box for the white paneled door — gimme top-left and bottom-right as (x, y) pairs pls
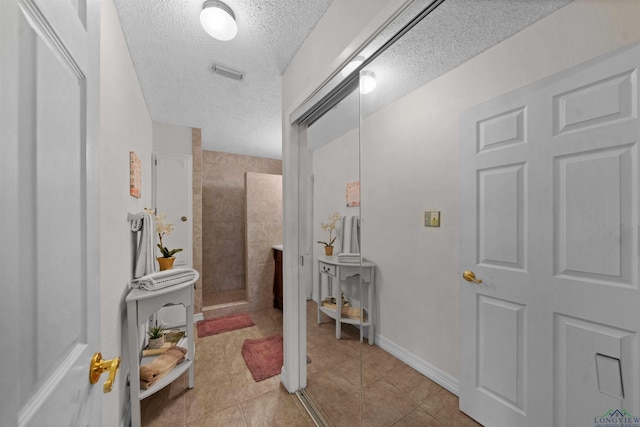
(152, 153), (193, 327)
(153, 153), (193, 269)
(0, 0), (102, 426)
(460, 43), (640, 427)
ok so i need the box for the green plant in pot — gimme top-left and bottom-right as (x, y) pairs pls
(147, 325), (165, 349)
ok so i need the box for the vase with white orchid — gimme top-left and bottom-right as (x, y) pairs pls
(317, 212), (341, 255)
(154, 212), (183, 259)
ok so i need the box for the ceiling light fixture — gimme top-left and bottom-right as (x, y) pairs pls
(200, 0), (238, 41)
(359, 71), (377, 94)
(212, 63), (244, 80)
(341, 55), (365, 77)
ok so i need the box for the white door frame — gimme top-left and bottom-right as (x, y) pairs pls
(280, 121), (307, 392)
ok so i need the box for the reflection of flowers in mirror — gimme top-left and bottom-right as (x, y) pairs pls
(317, 212), (341, 247)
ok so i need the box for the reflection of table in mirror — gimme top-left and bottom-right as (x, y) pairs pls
(316, 255), (376, 345)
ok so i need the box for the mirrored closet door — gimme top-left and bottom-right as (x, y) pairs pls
(296, 80), (366, 425)
(289, 0), (599, 425)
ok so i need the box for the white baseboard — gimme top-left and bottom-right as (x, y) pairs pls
(374, 333), (459, 396)
(193, 312), (204, 323)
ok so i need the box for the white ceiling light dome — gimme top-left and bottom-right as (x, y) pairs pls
(200, 0), (238, 41)
(359, 71), (377, 94)
(341, 55), (365, 77)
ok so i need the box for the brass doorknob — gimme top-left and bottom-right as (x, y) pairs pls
(462, 270), (483, 284)
(181, 216), (187, 222)
(89, 352), (121, 393)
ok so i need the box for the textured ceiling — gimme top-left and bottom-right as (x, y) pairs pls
(115, 0), (573, 159)
(113, 0), (333, 159)
(308, 0), (573, 150)
(363, 0), (575, 116)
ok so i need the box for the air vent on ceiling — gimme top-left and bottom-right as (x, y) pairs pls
(211, 63), (244, 80)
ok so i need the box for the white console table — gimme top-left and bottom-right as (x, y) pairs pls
(316, 255), (376, 345)
(126, 279), (196, 427)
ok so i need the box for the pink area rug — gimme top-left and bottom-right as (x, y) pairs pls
(197, 313), (254, 338)
(242, 334), (283, 382)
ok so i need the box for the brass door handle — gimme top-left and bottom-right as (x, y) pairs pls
(89, 352), (121, 393)
(181, 216), (188, 222)
(463, 270), (483, 284)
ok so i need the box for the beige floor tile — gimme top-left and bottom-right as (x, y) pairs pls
(306, 364), (360, 407)
(392, 407), (444, 427)
(186, 405), (247, 427)
(449, 412), (483, 427)
(240, 386), (311, 427)
(307, 336), (360, 370)
(228, 347), (253, 375)
(385, 364), (443, 405)
(219, 326), (262, 354)
(420, 389), (482, 427)
(142, 304), (484, 427)
(361, 347), (405, 386)
(420, 388), (455, 418)
(140, 374), (187, 427)
(192, 353), (234, 383)
(233, 370), (282, 403)
(315, 388), (362, 427)
(192, 335), (226, 361)
(361, 378), (417, 427)
(184, 377), (240, 424)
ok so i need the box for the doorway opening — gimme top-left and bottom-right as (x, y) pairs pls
(200, 151), (283, 315)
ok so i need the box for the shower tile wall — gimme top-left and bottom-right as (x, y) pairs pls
(246, 173), (283, 311)
(192, 128), (203, 313)
(202, 151), (281, 308)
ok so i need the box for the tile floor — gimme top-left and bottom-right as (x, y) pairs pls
(140, 301), (482, 426)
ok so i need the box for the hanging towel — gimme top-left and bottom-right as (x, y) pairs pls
(342, 216), (353, 254)
(130, 268), (199, 291)
(338, 253), (360, 263)
(350, 215), (360, 254)
(341, 216), (360, 254)
(128, 211), (158, 279)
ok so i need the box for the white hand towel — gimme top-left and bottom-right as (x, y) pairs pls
(128, 211), (158, 279)
(130, 268), (199, 291)
(351, 216), (360, 254)
(342, 216), (352, 254)
(338, 252), (361, 263)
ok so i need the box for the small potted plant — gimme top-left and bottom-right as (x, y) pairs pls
(147, 325), (165, 349)
(317, 212), (341, 256)
(155, 212), (183, 270)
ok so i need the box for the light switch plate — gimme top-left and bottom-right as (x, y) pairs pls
(425, 211), (440, 227)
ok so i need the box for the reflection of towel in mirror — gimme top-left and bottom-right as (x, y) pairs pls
(338, 253), (360, 263)
(139, 346), (187, 389)
(130, 268), (199, 291)
(128, 212), (157, 279)
(341, 216), (360, 254)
